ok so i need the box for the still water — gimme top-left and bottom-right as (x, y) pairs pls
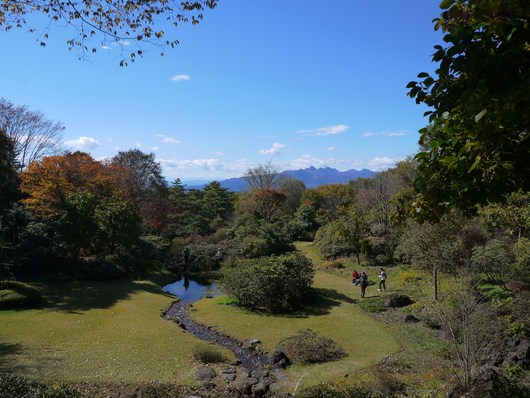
(163, 274), (220, 302)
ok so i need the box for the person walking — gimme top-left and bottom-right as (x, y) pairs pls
(352, 269), (359, 285)
(360, 271), (369, 298)
(378, 268), (387, 292)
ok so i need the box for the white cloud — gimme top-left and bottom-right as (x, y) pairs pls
(363, 131), (407, 138)
(298, 124), (349, 136)
(160, 137), (181, 144)
(150, 146), (160, 151)
(259, 142), (286, 155)
(159, 158), (254, 180)
(368, 157), (397, 171)
(327, 146), (335, 152)
(215, 151), (225, 156)
(171, 74), (191, 81)
(64, 136), (102, 151)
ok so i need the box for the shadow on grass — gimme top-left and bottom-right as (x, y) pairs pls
(282, 287), (358, 319)
(0, 342), (25, 373)
(31, 278), (168, 313)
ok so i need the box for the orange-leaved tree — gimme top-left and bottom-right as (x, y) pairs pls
(20, 151), (123, 218)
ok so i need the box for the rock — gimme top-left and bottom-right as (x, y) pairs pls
(384, 294), (413, 308)
(201, 381), (216, 390)
(251, 381), (268, 397)
(221, 366), (237, 374)
(251, 368), (269, 379)
(223, 373), (237, 383)
(404, 314), (420, 323)
(268, 382), (282, 394)
(269, 350), (291, 368)
(235, 377), (258, 395)
(195, 366), (217, 381)
(243, 338), (261, 349)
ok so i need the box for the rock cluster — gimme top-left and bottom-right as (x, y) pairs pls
(163, 301), (292, 397)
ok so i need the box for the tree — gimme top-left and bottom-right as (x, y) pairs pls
(140, 196), (176, 235)
(407, 1), (530, 218)
(242, 162), (286, 223)
(0, 129), (19, 214)
(0, 99), (64, 170)
(94, 196), (141, 253)
(396, 214), (463, 300)
(434, 288), (500, 388)
(0, 1), (218, 65)
(59, 191), (98, 259)
(250, 188), (286, 223)
(335, 203), (370, 265)
(478, 191), (530, 240)
(243, 161), (283, 191)
(278, 177), (306, 216)
(201, 181), (234, 230)
(471, 239), (514, 287)
(111, 149), (165, 211)
(20, 151), (120, 218)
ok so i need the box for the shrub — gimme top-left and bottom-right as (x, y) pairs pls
(13, 221), (61, 276)
(358, 296), (387, 313)
(297, 381), (385, 398)
(68, 257), (125, 281)
(0, 373), (84, 398)
(0, 281), (42, 310)
(397, 270), (422, 284)
(184, 243), (225, 271)
(277, 329), (347, 364)
(384, 294), (413, 308)
(221, 252), (314, 313)
(192, 344), (229, 364)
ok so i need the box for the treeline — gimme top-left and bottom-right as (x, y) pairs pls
(1, 96), (529, 394)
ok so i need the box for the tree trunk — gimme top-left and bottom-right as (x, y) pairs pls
(433, 266), (438, 300)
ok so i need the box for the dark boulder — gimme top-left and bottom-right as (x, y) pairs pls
(404, 314), (420, 323)
(384, 294), (413, 308)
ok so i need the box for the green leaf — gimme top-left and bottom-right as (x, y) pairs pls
(475, 109), (487, 123)
(439, 0), (455, 10)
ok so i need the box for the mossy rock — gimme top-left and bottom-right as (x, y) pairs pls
(0, 281), (42, 310)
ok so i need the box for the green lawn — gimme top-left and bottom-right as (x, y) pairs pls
(0, 273), (232, 384)
(0, 252), (405, 392)
(192, 269), (400, 392)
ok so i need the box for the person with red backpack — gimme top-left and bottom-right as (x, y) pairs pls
(352, 270), (360, 285)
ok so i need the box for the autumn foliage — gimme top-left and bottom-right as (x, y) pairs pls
(20, 151), (123, 218)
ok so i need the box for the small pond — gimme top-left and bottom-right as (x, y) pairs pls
(163, 274), (220, 302)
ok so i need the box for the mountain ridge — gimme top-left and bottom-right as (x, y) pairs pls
(185, 167), (376, 191)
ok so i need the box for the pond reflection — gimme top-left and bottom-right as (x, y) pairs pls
(163, 274), (220, 302)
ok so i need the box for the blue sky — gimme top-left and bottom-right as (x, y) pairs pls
(1, 1), (443, 183)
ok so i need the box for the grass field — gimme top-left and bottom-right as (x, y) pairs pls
(0, 244), (447, 393)
(192, 269), (401, 392)
(0, 272), (233, 384)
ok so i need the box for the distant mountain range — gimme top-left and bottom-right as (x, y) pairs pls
(186, 166), (376, 191)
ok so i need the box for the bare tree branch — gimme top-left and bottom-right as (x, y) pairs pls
(0, 98), (64, 170)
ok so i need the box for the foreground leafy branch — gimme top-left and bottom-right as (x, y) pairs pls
(0, 0), (218, 65)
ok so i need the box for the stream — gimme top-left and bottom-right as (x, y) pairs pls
(162, 275), (269, 372)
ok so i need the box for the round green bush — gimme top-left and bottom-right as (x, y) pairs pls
(0, 281), (42, 310)
(221, 251), (314, 313)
